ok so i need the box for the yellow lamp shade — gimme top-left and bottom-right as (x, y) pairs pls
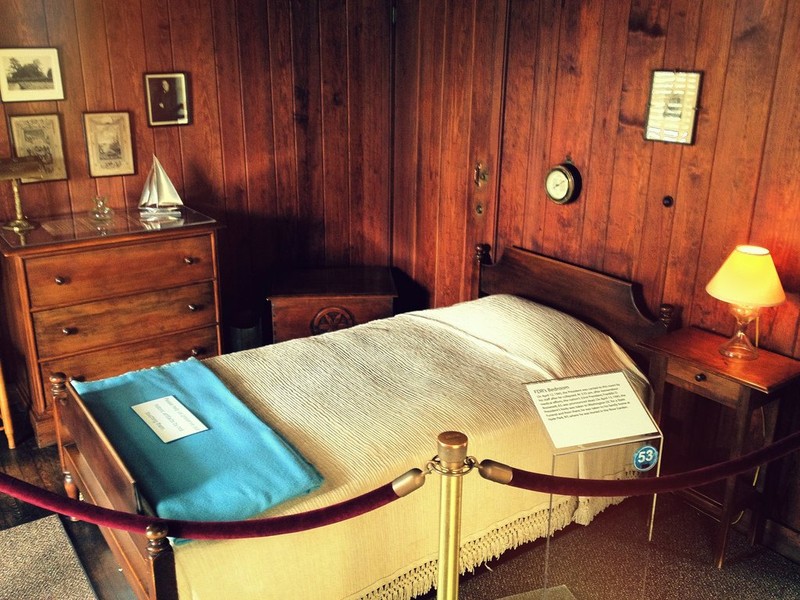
(705, 245), (785, 308)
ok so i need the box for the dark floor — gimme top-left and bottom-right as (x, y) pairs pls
(421, 494), (800, 600)
(3, 404), (800, 600)
(0, 402), (135, 600)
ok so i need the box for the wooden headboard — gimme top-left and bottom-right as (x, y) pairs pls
(478, 245), (675, 358)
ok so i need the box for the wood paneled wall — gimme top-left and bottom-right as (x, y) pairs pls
(0, 0), (393, 316)
(2, 1), (798, 346)
(498, 0), (800, 359)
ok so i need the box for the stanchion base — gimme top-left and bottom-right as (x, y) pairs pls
(497, 585), (575, 600)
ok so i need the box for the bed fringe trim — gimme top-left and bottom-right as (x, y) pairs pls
(359, 498), (593, 600)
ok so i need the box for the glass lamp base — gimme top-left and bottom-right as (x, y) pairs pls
(718, 330), (758, 360)
(719, 304), (761, 360)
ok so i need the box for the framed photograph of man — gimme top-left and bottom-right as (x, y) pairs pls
(9, 114), (67, 182)
(83, 111), (135, 177)
(0, 48), (64, 102)
(145, 72), (189, 126)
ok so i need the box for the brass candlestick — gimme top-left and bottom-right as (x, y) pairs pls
(0, 156), (45, 232)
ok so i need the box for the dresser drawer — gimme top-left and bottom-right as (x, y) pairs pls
(666, 357), (742, 406)
(34, 282), (216, 358)
(25, 235), (214, 309)
(39, 326), (219, 409)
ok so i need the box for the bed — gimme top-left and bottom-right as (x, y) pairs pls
(51, 246), (674, 600)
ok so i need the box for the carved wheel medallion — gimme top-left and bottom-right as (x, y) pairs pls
(311, 306), (355, 335)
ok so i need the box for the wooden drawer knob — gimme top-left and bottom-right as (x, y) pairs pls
(694, 373), (707, 382)
(183, 257), (196, 265)
(187, 304), (200, 312)
(61, 327), (77, 336)
(190, 347), (205, 357)
(54, 276), (68, 285)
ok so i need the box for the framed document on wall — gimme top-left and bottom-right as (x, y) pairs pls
(83, 111), (135, 177)
(644, 70), (702, 145)
(9, 113), (67, 181)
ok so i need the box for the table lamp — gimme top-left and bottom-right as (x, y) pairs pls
(0, 155), (45, 232)
(705, 245), (785, 360)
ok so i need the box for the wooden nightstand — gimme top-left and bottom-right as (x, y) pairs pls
(267, 266), (397, 343)
(640, 326), (800, 568)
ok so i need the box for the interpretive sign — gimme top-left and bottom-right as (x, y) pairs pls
(526, 371), (658, 450)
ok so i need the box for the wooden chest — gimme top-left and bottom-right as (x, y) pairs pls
(0, 208), (222, 446)
(268, 267), (397, 343)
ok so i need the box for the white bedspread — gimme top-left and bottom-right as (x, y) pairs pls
(175, 294), (650, 599)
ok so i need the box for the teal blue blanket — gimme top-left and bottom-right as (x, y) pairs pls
(72, 358), (322, 521)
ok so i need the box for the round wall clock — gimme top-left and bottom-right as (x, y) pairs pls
(544, 162), (582, 204)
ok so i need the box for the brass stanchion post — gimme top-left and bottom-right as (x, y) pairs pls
(436, 431), (468, 600)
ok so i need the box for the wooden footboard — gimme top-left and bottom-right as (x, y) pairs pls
(51, 373), (176, 600)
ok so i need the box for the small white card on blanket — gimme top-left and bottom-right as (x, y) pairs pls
(132, 395), (208, 443)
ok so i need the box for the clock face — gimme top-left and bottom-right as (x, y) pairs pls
(545, 167), (571, 201)
(544, 162), (582, 204)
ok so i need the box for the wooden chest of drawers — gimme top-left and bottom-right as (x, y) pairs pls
(0, 208), (221, 446)
(268, 267), (396, 343)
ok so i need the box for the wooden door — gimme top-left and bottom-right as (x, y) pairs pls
(392, 0), (509, 311)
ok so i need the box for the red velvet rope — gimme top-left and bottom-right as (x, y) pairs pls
(486, 429), (800, 497)
(0, 471), (400, 539)
(2, 430), (799, 539)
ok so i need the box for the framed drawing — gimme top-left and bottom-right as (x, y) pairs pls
(9, 114), (68, 182)
(145, 72), (189, 126)
(83, 111), (135, 177)
(0, 47), (64, 102)
(644, 70), (702, 145)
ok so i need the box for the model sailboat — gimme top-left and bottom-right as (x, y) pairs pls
(139, 155), (183, 220)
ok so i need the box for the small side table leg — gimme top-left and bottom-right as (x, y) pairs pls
(753, 389), (799, 546)
(647, 355), (668, 423)
(714, 389), (753, 568)
(714, 479), (736, 568)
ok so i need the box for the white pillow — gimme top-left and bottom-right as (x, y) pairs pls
(402, 294), (644, 383)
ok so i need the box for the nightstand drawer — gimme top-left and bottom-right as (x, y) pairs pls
(666, 357), (741, 405)
(25, 235), (214, 309)
(33, 282), (216, 358)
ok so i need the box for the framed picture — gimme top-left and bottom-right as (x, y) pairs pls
(644, 70), (702, 145)
(145, 72), (189, 126)
(9, 114), (68, 182)
(0, 47), (64, 103)
(83, 111), (135, 177)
